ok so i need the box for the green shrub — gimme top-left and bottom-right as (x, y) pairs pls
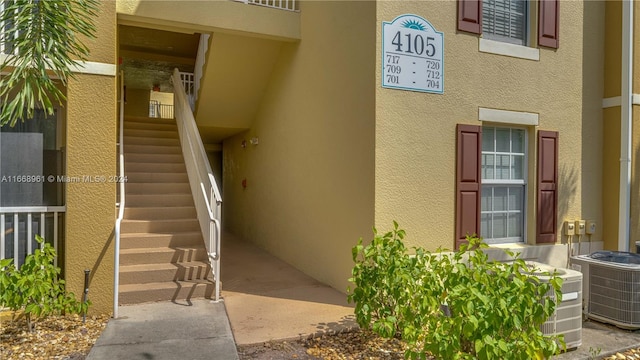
(348, 223), (565, 360)
(0, 235), (89, 332)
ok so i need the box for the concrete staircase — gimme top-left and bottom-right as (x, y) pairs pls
(119, 116), (214, 304)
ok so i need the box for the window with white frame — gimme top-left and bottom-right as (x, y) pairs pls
(480, 127), (526, 243)
(482, 0), (528, 46)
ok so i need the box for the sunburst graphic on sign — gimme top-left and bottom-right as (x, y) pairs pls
(402, 19), (426, 30)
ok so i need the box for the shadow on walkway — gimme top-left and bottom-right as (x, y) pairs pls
(221, 233), (356, 345)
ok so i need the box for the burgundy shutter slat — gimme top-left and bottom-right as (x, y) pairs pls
(456, 124), (482, 249)
(536, 131), (558, 244)
(458, 0), (483, 34)
(538, 0), (559, 48)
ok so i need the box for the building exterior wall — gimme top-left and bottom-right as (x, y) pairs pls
(603, 107), (622, 249)
(604, 1), (622, 99)
(223, 0), (376, 291)
(632, 0), (640, 248)
(125, 88), (151, 117)
(632, 109), (640, 246)
(635, 1), (640, 93)
(374, 1), (602, 250)
(116, 0), (300, 41)
(601, 0), (640, 251)
(64, 1), (117, 314)
(581, 0), (606, 247)
(600, 0), (620, 250)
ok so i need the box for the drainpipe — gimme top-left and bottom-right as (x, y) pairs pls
(619, 0), (634, 252)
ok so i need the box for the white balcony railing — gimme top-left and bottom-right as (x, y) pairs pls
(236, 0), (298, 12)
(0, 1), (18, 56)
(178, 72), (195, 111)
(149, 100), (175, 119)
(0, 206), (65, 268)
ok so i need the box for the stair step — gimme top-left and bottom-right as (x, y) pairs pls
(126, 194), (194, 207)
(121, 219), (200, 233)
(118, 114), (217, 305)
(126, 172), (188, 183)
(124, 121), (177, 132)
(124, 116), (176, 125)
(124, 206), (196, 220)
(119, 280), (215, 304)
(125, 183), (191, 195)
(123, 136), (180, 147)
(120, 232), (203, 249)
(125, 153), (185, 164)
(123, 128), (179, 139)
(120, 247), (208, 265)
(119, 261), (211, 284)
(124, 144), (182, 155)
(124, 162), (186, 173)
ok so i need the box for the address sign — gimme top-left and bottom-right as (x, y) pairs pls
(382, 14), (444, 94)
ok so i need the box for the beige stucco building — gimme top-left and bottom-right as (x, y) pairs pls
(0, 0), (638, 315)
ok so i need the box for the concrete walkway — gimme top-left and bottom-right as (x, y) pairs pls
(221, 234), (356, 345)
(86, 300), (238, 360)
(553, 320), (640, 359)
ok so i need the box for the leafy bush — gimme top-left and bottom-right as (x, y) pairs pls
(0, 235), (89, 332)
(348, 222), (565, 359)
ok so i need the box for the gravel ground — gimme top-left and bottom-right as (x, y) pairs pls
(0, 313), (109, 360)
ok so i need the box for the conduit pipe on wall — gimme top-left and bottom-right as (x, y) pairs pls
(619, 0), (634, 252)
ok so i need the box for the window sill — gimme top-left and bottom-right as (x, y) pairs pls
(479, 38), (540, 61)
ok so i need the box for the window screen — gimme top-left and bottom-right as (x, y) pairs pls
(482, 0), (528, 45)
(480, 127), (526, 243)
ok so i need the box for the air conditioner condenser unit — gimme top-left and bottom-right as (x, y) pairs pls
(526, 262), (583, 349)
(571, 251), (640, 330)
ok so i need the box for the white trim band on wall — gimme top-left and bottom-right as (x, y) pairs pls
(70, 61), (117, 76)
(0, 54), (116, 77)
(478, 107), (539, 126)
(602, 95), (640, 108)
(479, 38), (540, 61)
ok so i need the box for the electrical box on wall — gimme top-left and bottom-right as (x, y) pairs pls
(565, 221), (575, 236)
(575, 220), (586, 235)
(586, 220), (596, 235)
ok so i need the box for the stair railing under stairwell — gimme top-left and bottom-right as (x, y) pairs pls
(193, 34), (209, 107)
(172, 68), (222, 302)
(113, 70), (126, 318)
(178, 72), (195, 111)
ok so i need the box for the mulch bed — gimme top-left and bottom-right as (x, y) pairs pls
(0, 313), (109, 360)
(2, 313), (638, 360)
(238, 328), (640, 360)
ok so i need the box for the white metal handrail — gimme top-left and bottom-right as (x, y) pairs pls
(113, 70), (126, 318)
(172, 68), (222, 302)
(0, 206), (65, 267)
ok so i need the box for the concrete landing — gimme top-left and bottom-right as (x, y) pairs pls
(86, 300), (238, 360)
(553, 320), (640, 359)
(221, 235), (356, 345)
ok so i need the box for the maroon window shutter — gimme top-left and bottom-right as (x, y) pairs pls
(536, 131), (558, 243)
(538, 0), (559, 48)
(456, 124), (482, 249)
(458, 0), (483, 34)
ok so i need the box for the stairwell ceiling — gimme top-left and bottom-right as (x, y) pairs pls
(119, 25), (200, 92)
